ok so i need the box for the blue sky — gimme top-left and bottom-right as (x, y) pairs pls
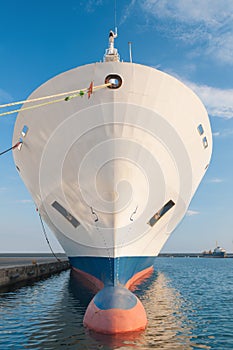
(1, 0), (233, 253)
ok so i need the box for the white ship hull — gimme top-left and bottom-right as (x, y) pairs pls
(13, 60), (212, 333)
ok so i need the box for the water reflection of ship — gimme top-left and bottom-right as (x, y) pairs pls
(74, 270), (199, 349)
(26, 270), (205, 349)
(138, 271), (195, 350)
(68, 271), (145, 348)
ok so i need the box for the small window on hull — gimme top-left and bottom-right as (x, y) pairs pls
(197, 124), (204, 135)
(52, 201), (80, 228)
(203, 137), (208, 148)
(21, 125), (29, 137)
(148, 200), (175, 227)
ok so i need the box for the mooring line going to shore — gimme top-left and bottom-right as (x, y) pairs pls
(0, 82), (111, 117)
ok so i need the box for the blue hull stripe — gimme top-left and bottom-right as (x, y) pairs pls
(69, 256), (155, 286)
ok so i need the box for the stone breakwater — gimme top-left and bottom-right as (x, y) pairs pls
(0, 260), (70, 289)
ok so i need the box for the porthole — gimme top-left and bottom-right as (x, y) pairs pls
(105, 74), (122, 89)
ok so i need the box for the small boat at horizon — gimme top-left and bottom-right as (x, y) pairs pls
(202, 245), (227, 258)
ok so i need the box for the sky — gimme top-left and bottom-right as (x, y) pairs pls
(0, 0), (233, 253)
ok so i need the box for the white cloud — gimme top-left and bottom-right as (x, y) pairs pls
(120, 0), (136, 25)
(112, 0), (233, 64)
(208, 178), (224, 184)
(83, 0), (103, 13)
(175, 77), (233, 119)
(186, 209), (199, 217)
(213, 132), (220, 137)
(164, 70), (233, 119)
(210, 32), (233, 65)
(212, 129), (233, 138)
(139, 0), (233, 64)
(188, 83), (233, 119)
(141, 0), (232, 25)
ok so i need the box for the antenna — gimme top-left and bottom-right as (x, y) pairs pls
(128, 41), (132, 63)
(114, 0), (117, 35)
(103, 1), (120, 62)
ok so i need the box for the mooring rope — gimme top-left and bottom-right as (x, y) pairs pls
(38, 211), (61, 263)
(0, 82), (111, 117)
(0, 141), (22, 156)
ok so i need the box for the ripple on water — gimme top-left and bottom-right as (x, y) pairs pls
(1, 258), (233, 349)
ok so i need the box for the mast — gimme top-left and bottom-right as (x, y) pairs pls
(103, 29), (120, 62)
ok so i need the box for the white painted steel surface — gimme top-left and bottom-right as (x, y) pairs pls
(13, 62), (212, 258)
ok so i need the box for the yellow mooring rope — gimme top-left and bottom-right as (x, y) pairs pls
(0, 82), (111, 117)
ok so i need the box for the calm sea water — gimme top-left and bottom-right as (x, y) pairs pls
(1, 257), (233, 349)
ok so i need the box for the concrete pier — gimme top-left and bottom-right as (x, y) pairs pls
(0, 256), (70, 290)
